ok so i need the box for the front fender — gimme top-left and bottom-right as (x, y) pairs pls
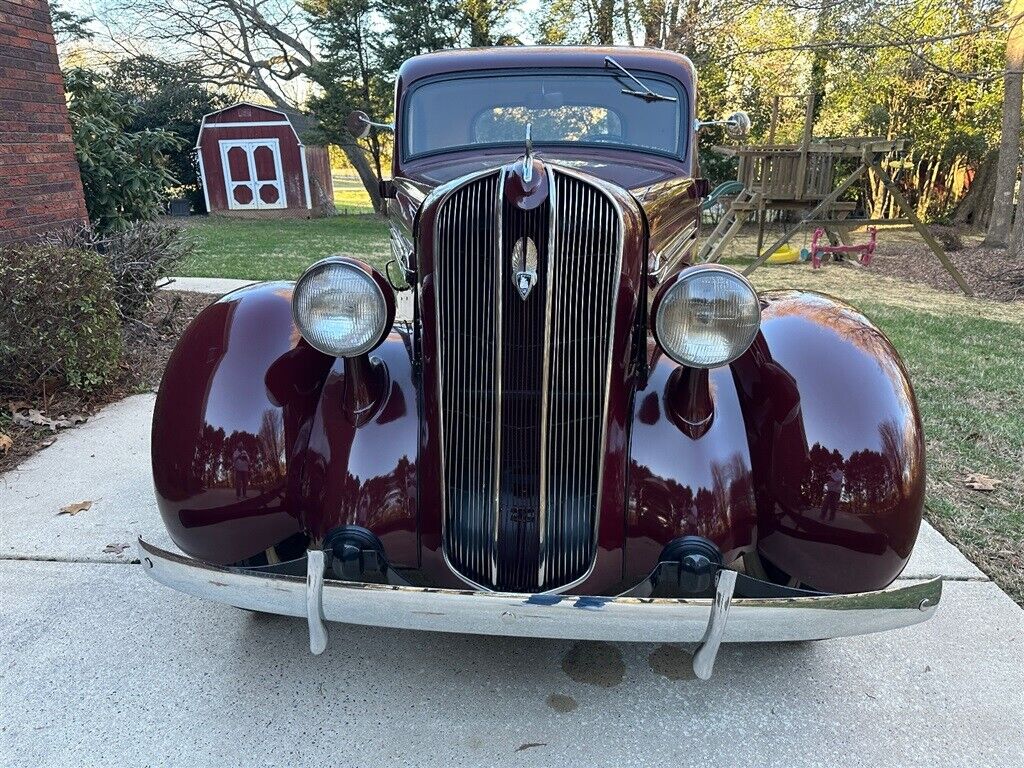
(625, 290), (924, 594)
(734, 290), (925, 593)
(625, 355), (757, 586)
(152, 282), (333, 565)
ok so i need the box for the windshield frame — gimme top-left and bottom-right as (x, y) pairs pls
(400, 67), (689, 164)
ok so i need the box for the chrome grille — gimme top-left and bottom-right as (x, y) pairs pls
(540, 172), (621, 589)
(435, 172), (501, 588)
(434, 167), (622, 592)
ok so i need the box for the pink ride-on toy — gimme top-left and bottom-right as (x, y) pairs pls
(810, 226), (878, 269)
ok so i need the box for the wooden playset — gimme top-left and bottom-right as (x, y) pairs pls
(698, 94), (972, 295)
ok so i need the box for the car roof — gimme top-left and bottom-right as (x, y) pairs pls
(397, 46), (696, 88)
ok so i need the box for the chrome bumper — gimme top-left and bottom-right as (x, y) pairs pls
(138, 539), (941, 679)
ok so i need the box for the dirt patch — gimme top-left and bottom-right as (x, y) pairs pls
(560, 641), (625, 688)
(868, 240), (1024, 303)
(545, 693), (578, 713)
(0, 290), (216, 475)
(717, 225), (1024, 304)
(647, 644), (697, 681)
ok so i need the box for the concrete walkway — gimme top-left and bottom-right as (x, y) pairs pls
(1, 394), (1021, 766)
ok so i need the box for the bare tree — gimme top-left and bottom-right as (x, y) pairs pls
(985, 0), (1024, 247)
(98, 0), (385, 210)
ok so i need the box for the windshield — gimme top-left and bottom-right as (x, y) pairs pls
(403, 71), (686, 160)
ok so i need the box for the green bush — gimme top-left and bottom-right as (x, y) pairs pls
(65, 67), (182, 233)
(0, 245), (122, 394)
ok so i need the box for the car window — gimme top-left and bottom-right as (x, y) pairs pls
(404, 71), (684, 159)
(474, 106), (623, 144)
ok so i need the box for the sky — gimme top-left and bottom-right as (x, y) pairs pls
(61, 0), (546, 49)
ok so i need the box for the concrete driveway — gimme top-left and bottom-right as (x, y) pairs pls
(2, 393), (1022, 767)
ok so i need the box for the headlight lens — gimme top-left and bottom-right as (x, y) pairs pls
(655, 266), (761, 368)
(293, 259), (389, 357)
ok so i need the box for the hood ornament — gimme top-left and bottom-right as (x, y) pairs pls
(512, 235), (538, 300)
(522, 123), (534, 183)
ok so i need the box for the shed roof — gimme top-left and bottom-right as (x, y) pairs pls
(196, 101), (314, 148)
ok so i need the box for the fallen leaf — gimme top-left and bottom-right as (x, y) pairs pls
(7, 400), (30, 414)
(0, 432), (12, 455)
(58, 500), (92, 516)
(103, 543), (130, 555)
(964, 473), (1001, 492)
(9, 407), (86, 432)
(12, 408), (61, 431)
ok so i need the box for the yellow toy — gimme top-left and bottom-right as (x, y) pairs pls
(766, 244), (801, 264)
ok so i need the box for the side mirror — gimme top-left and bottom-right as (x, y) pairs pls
(724, 111), (751, 139)
(346, 110), (372, 139)
(346, 110), (394, 139)
(693, 110), (751, 139)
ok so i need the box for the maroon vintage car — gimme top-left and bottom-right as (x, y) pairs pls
(140, 47), (939, 678)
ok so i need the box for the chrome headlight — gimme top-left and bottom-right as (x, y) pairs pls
(292, 257), (392, 357)
(654, 265), (761, 368)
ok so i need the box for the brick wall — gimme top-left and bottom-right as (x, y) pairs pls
(0, 0), (87, 244)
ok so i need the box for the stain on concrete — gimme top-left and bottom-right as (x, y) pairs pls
(647, 644), (697, 680)
(546, 693), (578, 713)
(516, 742), (547, 752)
(561, 641), (625, 688)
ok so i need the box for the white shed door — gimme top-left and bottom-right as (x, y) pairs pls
(219, 139), (287, 210)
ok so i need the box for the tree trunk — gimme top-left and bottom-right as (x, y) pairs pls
(1013, 188), (1024, 256)
(953, 152), (996, 227)
(808, 0), (836, 121)
(593, 0), (615, 44)
(985, 0), (1024, 246)
(340, 141), (385, 215)
(1012, 160), (1024, 256)
(622, 0), (635, 46)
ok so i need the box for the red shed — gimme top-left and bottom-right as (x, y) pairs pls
(195, 102), (335, 217)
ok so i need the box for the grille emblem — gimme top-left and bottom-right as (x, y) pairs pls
(512, 236), (538, 300)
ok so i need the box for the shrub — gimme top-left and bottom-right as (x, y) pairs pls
(0, 244), (122, 394)
(45, 222), (194, 322)
(64, 67), (182, 233)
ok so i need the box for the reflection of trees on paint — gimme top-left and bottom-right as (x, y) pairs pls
(312, 455), (415, 533)
(257, 410), (285, 482)
(768, 296), (913, 409)
(631, 451), (755, 546)
(799, 417), (918, 517)
(189, 410), (287, 495)
(359, 455), (415, 532)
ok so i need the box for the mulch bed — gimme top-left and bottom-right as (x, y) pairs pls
(0, 290), (216, 475)
(869, 239), (1024, 302)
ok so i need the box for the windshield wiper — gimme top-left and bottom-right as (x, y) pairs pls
(604, 56), (678, 103)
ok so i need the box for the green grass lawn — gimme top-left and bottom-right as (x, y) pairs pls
(333, 174), (375, 214)
(178, 215), (390, 281)
(179, 215), (1023, 601)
